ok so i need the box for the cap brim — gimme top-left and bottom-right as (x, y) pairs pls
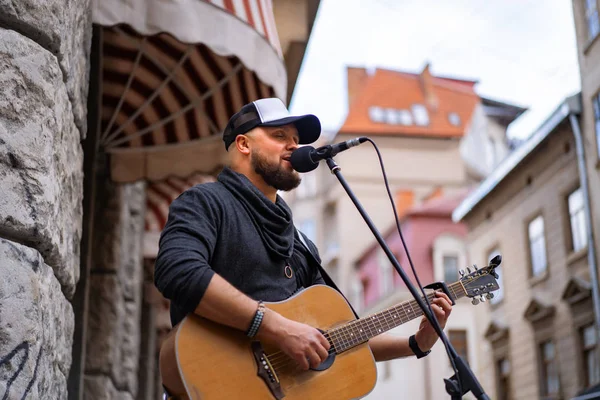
(260, 114), (321, 144)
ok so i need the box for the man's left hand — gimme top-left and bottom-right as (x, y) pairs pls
(414, 291), (453, 352)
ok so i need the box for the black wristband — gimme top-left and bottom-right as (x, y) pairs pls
(409, 335), (431, 359)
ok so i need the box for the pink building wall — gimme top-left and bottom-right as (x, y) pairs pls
(358, 214), (468, 308)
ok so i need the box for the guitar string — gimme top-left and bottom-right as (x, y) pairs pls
(270, 278), (493, 372)
(266, 284), (467, 368)
(268, 289), (450, 367)
(267, 294), (435, 368)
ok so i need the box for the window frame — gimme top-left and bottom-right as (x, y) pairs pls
(496, 357), (511, 400)
(585, 0), (600, 42)
(593, 92), (600, 159)
(448, 329), (469, 365)
(411, 103), (430, 126)
(567, 187), (588, 253)
(377, 249), (394, 296)
(442, 254), (460, 283)
(580, 323), (600, 388)
(526, 214), (548, 280)
(538, 340), (560, 398)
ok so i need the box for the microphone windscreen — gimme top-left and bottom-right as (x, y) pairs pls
(290, 146), (319, 173)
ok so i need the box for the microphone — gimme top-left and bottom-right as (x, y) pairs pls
(290, 137), (368, 173)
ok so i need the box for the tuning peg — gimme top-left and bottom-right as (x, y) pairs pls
(471, 298), (480, 305)
(466, 267), (472, 274)
(459, 270), (465, 277)
(473, 264), (478, 270)
(492, 272), (499, 279)
(486, 293), (494, 300)
(479, 295), (486, 303)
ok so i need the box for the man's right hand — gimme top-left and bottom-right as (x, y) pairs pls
(256, 308), (330, 371)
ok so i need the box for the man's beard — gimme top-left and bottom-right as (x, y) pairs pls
(251, 148), (301, 191)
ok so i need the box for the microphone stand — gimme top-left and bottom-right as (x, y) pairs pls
(325, 158), (490, 400)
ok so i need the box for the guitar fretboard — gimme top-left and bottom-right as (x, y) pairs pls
(326, 282), (467, 353)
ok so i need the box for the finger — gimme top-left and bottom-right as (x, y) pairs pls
(434, 291), (452, 304)
(315, 342), (329, 362)
(296, 353), (310, 370)
(307, 349), (321, 369)
(317, 332), (331, 350)
(432, 297), (452, 313)
(429, 303), (444, 319)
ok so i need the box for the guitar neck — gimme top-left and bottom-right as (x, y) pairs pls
(327, 281), (467, 354)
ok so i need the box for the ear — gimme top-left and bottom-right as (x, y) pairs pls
(235, 134), (251, 155)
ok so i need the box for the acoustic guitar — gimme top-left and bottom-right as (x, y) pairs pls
(160, 256), (501, 399)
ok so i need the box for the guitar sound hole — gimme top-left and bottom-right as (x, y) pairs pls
(309, 353), (335, 371)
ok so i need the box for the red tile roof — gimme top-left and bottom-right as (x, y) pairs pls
(339, 64), (481, 138)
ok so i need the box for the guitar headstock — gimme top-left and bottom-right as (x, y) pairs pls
(460, 255), (502, 305)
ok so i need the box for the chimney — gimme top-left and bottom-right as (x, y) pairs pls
(346, 67), (370, 108)
(395, 190), (414, 219)
(419, 63), (438, 111)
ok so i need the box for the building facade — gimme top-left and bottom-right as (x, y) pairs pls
(572, 0), (600, 278)
(285, 64), (525, 398)
(287, 64), (524, 298)
(453, 96), (600, 399)
(0, 1), (320, 399)
(354, 194), (487, 400)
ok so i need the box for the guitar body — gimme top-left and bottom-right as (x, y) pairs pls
(160, 285), (377, 399)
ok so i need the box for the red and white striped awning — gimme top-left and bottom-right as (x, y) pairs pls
(144, 173), (216, 256)
(92, 0), (287, 183)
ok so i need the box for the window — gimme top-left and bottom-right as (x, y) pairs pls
(582, 324), (600, 387)
(568, 188), (588, 252)
(496, 358), (511, 400)
(378, 249), (394, 295)
(369, 106), (385, 123)
(384, 108), (399, 124)
(593, 94), (600, 157)
(528, 216), (547, 277)
(585, 0), (600, 40)
(297, 172), (317, 199)
(323, 202), (339, 258)
(412, 104), (429, 126)
(298, 219), (316, 243)
(398, 110), (413, 125)
(349, 273), (364, 313)
(448, 112), (461, 126)
(449, 330), (469, 364)
(488, 248), (503, 304)
(443, 254), (459, 283)
(486, 136), (497, 170)
(539, 341), (560, 397)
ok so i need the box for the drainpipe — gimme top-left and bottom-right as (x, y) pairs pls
(568, 112), (600, 340)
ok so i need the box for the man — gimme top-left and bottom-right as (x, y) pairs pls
(154, 98), (452, 372)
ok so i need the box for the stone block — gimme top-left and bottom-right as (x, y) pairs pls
(0, 238), (74, 400)
(0, 0), (92, 135)
(117, 301), (141, 395)
(85, 275), (125, 374)
(121, 182), (146, 302)
(84, 376), (134, 400)
(0, 29), (84, 297)
(86, 277), (142, 396)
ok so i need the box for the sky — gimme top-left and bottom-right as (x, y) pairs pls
(289, 0), (582, 140)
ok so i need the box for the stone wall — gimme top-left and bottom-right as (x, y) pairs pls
(0, 1), (91, 398)
(84, 179), (146, 400)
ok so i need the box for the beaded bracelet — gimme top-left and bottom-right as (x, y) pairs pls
(246, 301), (266, 338)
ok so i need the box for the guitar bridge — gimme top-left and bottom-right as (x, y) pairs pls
(251, 342), (284, 399)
